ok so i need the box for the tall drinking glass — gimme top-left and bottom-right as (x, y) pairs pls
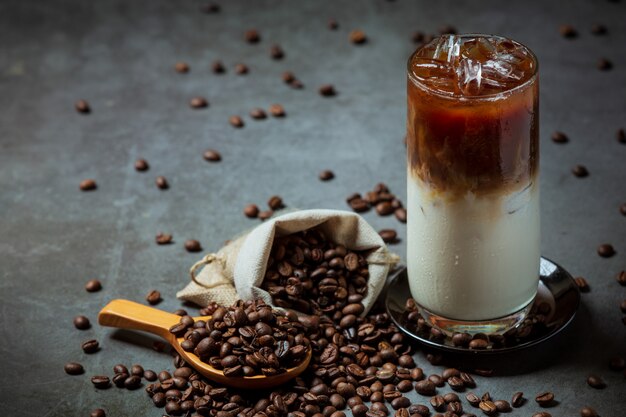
(406, 34), (540, 334)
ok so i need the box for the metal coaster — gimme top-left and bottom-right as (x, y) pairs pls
(385, 257), (580, 354)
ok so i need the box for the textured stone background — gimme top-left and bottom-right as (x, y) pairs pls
(0, 0), (624, 415)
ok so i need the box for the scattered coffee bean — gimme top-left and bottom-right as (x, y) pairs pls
(82, 339), (99, 354)
(319, 84), (337, 97)
(282, 71), (296, 83)
(85, 279), (102, 292)
(203, 149), (221, 162)
(269, 104), (285, 117)
(494, 400), (511, 412)
(597, 243), (615, 257)
(245, 29), (260, 43)
(574, 276), (590, 292)
(90, 409), (106, 417)
(155, 232), (173, 245)
(244, 204), (260, 218)
(379, 229), (398, 244)
(270, 44), (284, 59)
(533, 413), (551, 417)
(124, 375), (142, 390)
(597, 58), (613, 70)
(258, 210), (273, 221)
(617, 128), (626, 144)
(415, 380), (436, 396)
(64, 362), (84, 375)
(235, 63), (249, 75)
(394, 208), (407, 223)
(551, 131), (568, 143)
(190, 96), (208, 109)
(290, 79), (304, 89)
(468, 339), (488, 350)
(91, 375), (111, 389)
(616, 270), (626, 286)
(155, 176), (169, 189)
(587, 374), (606, 389)
(572, 165), (589, 177)
(146, 290), (161, 305)
(134, 158), (149, 171)
(250, 108), (267, 120)
(143, 369), (157, 381)
(478, 400), (497, 415)
(79, 179), (97, 191)
(328, 18), (339, 30)
(535, 391), (554, 407)
(591, 24), (607, 35)
(559, 24), (578, 38)
(175, 62), (189, 73)
(349, 30), (367, 44)
(412, 31), (425, 43)
(75, 99), (90, 113)
(211, 60), (225, 73)
(229, 115), (244, 127)
(268, 195), (284, 210)
(184, 239), (202, 253)
(580, 406), (599, 417)
(319, 170), (335, 181)
(73, 315), (91, 330)
(466, 392), (480, 407)
(511, 392), (524, 407)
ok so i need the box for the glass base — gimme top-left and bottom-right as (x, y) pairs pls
(417, 299), (534, 336)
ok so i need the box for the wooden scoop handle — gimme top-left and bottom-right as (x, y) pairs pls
(98, 299), (179, 340)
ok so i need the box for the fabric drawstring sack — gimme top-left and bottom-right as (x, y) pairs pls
(177, 209), (399, 315)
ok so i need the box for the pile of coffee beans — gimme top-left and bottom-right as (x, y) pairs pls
(260, 228), (369, 317)
(346, 183), (407, 224)
(169, 299), (310, 377)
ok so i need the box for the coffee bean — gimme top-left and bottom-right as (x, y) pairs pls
(143, 370), (157, 381)
(394, 208), (407, 223)
(586, 374), (606, 389)
(350, 198), (370, 212)
(319, 84), (336, 97)
(134, 158), (149, 171)
(250, 108), (267, 120)
(349, 30), (367, 44)
(82, 339), (99, 354)
(616, 270), (626, 286)
(235, 63), (249, 74)
(79, 179), (97, 191)
(245, 29), (260, 43)
(511, 392), (524, 407)
(290, 79), (304, 89)
(85, 279), (102, 292)
(535, 392), (554, 406)
(212, 60), (225, 73)
(270, 44), (284, 59)
(75, 99), (90, 113)
(269, 104), (286, 117)
(572, 165), (589, 177)
(190, 97), (208, 109)
(412, 31), (425, 43)
(597, 243), (615, 257)
(91, 375), (111, 389)
(580, 406), (599, 417)
(376, 202), (394, 216)
(598, 58), (613, 71)
(591, 24), (607, 35)
(430, 395), (445, 411)
(175, 62), (189, 73)
(378, 229), (397, 244)
(415, 380), (436, 395)
(73, 315), (91, 330)
(243, 204), (260, 218)
(229, 115), (244, 127)
(328, 18), (339, 30)
(559, 24), (578, 38)
(617, 128), (626, 144)
(494, 400), (511, 412)
(468, 339), (488, 350)
(64, 362), (84, 375)
(124, 375), (142, 390)
(465, 392), (480, 407)
(203, 149), (221, 162)
(258, 210), (273, 221)
(551, 131), (568, 143)
(574, 277), (590, 292)
(155, 232), (173, 245)
(533, 413), (551, 417)
(268, 196), (284, 210)
(459, 372), (475, 388)
(155, 176), (169, 189)
(184, 239), (202, 253)
(146, 290), (161, 305)
(447, 376), (464, 391)
(90, 409), (106, 417)
(451, 332), (471, 347)
(319, 170), (335, 181)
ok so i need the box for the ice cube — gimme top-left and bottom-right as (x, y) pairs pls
(456, 58), (483, 95)
(433, 35), (462, 64)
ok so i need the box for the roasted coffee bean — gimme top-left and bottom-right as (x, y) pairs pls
(90, 409), (105, 417)
(580, 406), (599, 417)
(511, 392), (524, 407)
(73, 315), (91, 330)
(391, 397), (410, 410)
(415, 380), (436, 395)
(129, 364), (144, 376)
(113, 372), (129, 387)
(394, 409), (409, 417)
(124, 375), (141, 390)
(494, 400), (511, 412)
(597, 58), (613, 70)
(230, 115), (245, 127)
(203, 149), (222, 162)
(442, 369), (460, 380)
(175, 62), (189, 73)
(465, 392), (480, 407)
(270, 44), (284, 59)
(447, 376), (464, 391)
(572, 165), (589, 178)
(91, 376), (111, 389)
(82, 339), (99, 354)
(319, 84), (336, 97)
(352, 404), (369, 417)
(574, 277), (590, 292)
(268, 196), (284, 210)
(155, 232), (172, 245)
(184, 239), (202, 253)
(269, 103), (286, 117)
(155, 176), (169, 189)
(430, 395), (446, 411)
(75, 99), (90, 113)
(165, 401), (182, 416)
(481, 392), (492, 402)
(212, 60), (225, 73)
(349, 30), (367, 44)
(535, 392), (554, 407)
(551, 131), (568, 143)
(235, 64), (249, 75)
(478, 401), (497, 415)
(586, 375), (606, 389)
(64, 362), (84, 375)
(320, 170), (335, 181)
(146, 290), (161, 305)
(459, 373), (475, 388)
(85, 279), (102, 292)
(408, 404), (430, 416)
(143, 370), (157, 381)
(616, 270), (626, 286)
(250, 108), (267, 120)
(190, 97), (208, 109)
(134, 158), (149, 171)
(468, 339), (488, 350)
(376, 202), (394, 216)
(559, 24), (577, 38)
(533, 413), (551, 417)
(258, 210), (273, 221)
(447, 401), (463, 414)
(398, 355), (414, 368)
(394, 208), (407, 223)
(79, 179), (97, 191)
(428, 374), (444, 387)
(597, 243), (615, 257)
(244, 204), (260, 218)
(328, 18), (339, 30)
(245, 29), (260, 43)
(378, 229), (397, 244)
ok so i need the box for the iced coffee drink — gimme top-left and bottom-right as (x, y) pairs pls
(406, 34), (539, 333)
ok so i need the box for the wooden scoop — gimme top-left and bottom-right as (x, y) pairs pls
(98, 299), (311, 389)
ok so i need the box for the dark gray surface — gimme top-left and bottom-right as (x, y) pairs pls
(1, 0), (625, 416)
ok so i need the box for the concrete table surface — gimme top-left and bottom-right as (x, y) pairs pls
(0, 0), (624, 416)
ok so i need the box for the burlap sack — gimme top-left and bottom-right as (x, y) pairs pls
(177, 209), (399, 314)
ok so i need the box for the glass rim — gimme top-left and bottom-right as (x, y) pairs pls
(407, 33), (539, 101)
